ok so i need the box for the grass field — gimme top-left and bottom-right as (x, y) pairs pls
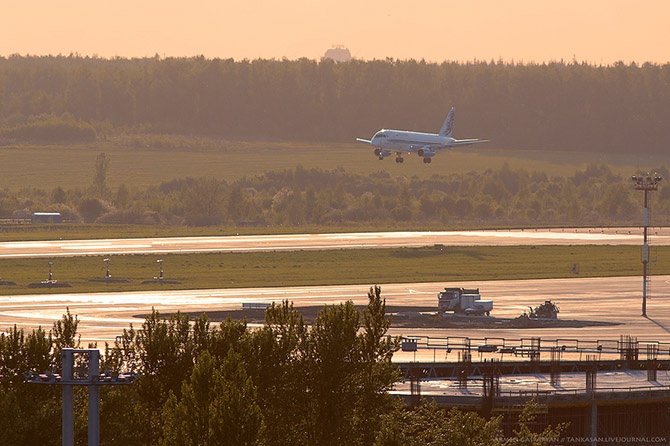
(0, 140), (666, 189)
(0, 245), (666, 295)
(0, 223), (496, 242)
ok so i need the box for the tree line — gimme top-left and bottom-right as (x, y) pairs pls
(2, 163), (669, 228)
(0, 287), (561, 445)
(1, 55), (670, 153)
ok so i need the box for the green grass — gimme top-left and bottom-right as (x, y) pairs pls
(0, 140), (666, 190)
(0, 223), (247, 241)
(0, 223), (484, 242)
(0, 245), (666, 295)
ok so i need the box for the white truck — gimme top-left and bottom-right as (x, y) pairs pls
(437, 287), (493, 316)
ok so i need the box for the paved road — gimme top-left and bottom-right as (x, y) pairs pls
(1, 227), (669, 258)
(2, 276), (669, 351)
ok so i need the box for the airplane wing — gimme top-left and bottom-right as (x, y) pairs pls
(446, 139), (490, 148)
(413, 140), (487, 152)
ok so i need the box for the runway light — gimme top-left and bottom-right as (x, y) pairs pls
(103, 258), (111, 279)
(156, 259), (164, 281)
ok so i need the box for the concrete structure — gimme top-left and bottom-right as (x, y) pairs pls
(394, 335), (670, 444)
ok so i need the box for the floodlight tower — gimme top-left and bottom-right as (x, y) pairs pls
(631, 172), (662, 317)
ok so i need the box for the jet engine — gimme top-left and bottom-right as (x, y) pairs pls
(417, 148), (436, 157)
(374, 148), (392, 159)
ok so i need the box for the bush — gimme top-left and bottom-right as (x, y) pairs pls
(0, 117), (96, 142)
(77, 197), (105, 222)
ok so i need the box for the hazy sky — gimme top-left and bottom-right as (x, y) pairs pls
(2, 0), (668, 64)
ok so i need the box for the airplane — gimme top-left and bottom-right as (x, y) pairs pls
(356, 107), (489, 164)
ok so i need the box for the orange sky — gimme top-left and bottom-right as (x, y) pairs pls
(2, 0), (668, 64)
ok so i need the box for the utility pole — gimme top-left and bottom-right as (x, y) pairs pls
(25, 348), (137, 446)
(631, 172), (662, 317)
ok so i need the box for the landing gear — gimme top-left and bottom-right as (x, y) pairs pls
(395, 156), (404, 163)
(422, 157), (432, 164)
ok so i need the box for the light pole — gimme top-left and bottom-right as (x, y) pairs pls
(157, 259), (164, 281)
(631, 172), (662, 317)
(103, 258), (111, 279)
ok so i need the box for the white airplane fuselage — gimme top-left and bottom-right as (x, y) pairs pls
(371, 130), (452, 152)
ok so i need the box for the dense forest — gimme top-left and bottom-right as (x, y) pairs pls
(3, 162), (669, 227)
(0, 288), (561, 446)
(1, 56), (669, 228)
(1, 55), (670, 153)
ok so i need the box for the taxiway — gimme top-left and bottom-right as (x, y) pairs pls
(1, 276), (669, 352)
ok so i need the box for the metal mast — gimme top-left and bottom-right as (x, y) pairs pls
(631, 172), (662, 317)
(26, 348), (137, 446)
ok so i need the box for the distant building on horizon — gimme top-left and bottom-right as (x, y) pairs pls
(322, 45), (352, 63)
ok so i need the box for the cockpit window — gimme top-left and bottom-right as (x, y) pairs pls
(374, 132), (387, 138)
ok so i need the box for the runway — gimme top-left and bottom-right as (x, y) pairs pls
(1, 228), (668, 351)
(2, 276), (669, 352)
(1, 227), (669, 258)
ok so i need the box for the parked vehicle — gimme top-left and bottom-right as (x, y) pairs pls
(437, 287), (493, 316)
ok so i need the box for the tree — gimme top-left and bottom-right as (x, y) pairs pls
(250, 301), (310, 445)
(306, 300), (362, 445)
(51, 307), (81, 368)
(93, 152), (110, 197)
(302, 289), (400, 446)
(161, 350), (266, 446)
(51, 186), (67, 204)
(375, 400), (503, 446)
(77, 197), (105, 222)
(209, 350), (266, 446)
(0, 323), (63, 446)
(183, 178), (225, 226)
(511, 399), (567, 445)
(115, 183), (131, 209)
(355, 286), (401, 445)
(160, 351), (216, 446)
(132, 309), (196, 444)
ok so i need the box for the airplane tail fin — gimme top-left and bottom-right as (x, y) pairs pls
(439, 107), (455, 137)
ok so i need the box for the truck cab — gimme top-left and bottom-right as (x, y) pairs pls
(438, 287), (493, 316)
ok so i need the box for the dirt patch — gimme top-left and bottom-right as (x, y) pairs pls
(175, 305), (618, 329)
